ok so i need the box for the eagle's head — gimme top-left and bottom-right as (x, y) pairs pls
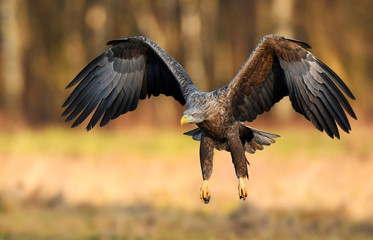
(180, 108), (206, 126)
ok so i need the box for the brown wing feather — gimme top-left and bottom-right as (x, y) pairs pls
(227, 34), (356, 139)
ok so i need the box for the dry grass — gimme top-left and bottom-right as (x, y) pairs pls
(0, 123), (372, 239)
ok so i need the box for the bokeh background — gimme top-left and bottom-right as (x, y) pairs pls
(0, 0), (372, 239)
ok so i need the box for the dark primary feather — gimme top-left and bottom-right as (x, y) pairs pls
(62, 36), (195, 130)
(228, 34), (356, 139)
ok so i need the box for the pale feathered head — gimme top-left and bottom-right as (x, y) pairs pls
(180, 108), (206, 126)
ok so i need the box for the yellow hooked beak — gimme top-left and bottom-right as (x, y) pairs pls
(180, 115), (190, 127)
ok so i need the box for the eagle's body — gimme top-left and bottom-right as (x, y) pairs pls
(63, 35), (356, 203)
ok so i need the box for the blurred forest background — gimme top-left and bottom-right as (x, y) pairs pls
(0, 0), (371, 127)
(0, 0), (372, 239)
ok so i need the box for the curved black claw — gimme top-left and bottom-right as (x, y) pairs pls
(202, 195), (211, 204)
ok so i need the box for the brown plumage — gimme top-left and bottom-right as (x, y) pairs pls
(62, 34), (356, 204)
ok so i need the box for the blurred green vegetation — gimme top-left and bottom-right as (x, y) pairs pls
(0, 127), (198, 159)
(0, 124), (367, 160)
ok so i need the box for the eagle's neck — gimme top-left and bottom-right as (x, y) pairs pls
(187, 92), (221, 121)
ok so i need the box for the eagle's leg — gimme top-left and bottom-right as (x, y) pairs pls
(199, 133), (214, 204)
(227, 133), (249, 200)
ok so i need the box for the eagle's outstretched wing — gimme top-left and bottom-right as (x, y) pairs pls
(62, 36), (196, 130)
(227, 34), (356, 139)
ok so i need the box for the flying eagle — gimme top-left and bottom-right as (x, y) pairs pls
(62, 34), (356, 204)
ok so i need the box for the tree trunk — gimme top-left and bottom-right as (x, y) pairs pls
(0, 0), (23, 113)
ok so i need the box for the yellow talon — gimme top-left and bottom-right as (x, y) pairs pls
(200, 180), (211, 204)
(238, 177), (248, 200)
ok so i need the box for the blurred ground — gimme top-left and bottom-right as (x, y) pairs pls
(0, 123), (372, 239)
